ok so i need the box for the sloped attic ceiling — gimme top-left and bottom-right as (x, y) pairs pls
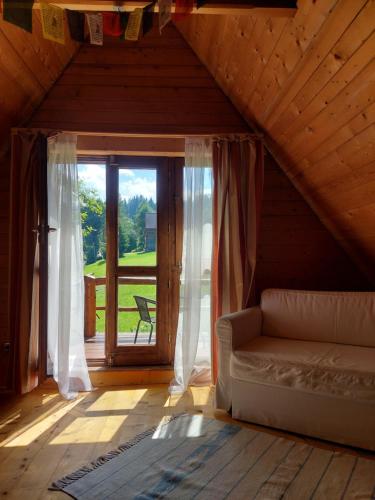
(1, 2), (373, 283)
(29, 22), (248, 134)
(0, 11), (78, 156)
(176, 0), (375, 284)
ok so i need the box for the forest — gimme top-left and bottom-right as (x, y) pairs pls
(79, 180), (156, 264)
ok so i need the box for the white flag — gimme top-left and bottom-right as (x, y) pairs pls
(86, 12), (103, 46)
(158, 0), (172, 33)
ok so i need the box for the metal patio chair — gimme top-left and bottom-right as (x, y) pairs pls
(133, 295), (156, 344)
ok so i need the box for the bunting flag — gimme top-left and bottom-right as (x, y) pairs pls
(103, 12), (122, 37)
(124, 7), (143, 41)
(173, 0), (193, 21)
(86, 12), (103, 45)
(119, 12), (129, 34)
(143, 0), (156, 36)
(67, 10), (85, 42)
(158, 0), (171, 33)
(3, 0), (34, 32)
(40, 3), (65, 44)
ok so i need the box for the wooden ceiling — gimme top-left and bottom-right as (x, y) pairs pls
(0, 11), (78, 157)
(0, 0), (373, 283)
(29, 23), (248, 134)
(176, 0), (375, 284)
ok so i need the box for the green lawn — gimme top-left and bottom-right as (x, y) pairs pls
(84, 252), (156, 333)
(84, 251), (156, 277)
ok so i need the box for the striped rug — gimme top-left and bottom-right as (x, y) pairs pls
(52, 414), (375, 499)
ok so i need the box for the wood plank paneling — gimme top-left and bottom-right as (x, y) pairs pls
(256, 153), (370, 295)
(0, 155), (12, 392)
(0, 12), (78, 392)
(30, 22), (248, 134)
(177, 0), (375, 284)
(77, 136), (185, 156)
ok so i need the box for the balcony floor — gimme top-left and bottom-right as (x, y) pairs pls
(85, 332), (157, 362)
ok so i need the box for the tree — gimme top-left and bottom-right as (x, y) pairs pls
(134, 201), (152, 251)
(122, 216), (137, 252)
(118, 217), (137, 256)
(78, 180), (105, 264)
(118, 223), (126, 257)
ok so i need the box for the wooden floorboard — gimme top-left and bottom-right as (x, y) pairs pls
(85, 332), (156, 361)
(0, 384), (374, 499)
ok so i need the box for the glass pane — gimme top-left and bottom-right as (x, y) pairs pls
(78, 163), (107, 277)
(79, 163), (106, 361)
(96, 284), (106, 333)
(117, 277), (157, 346)
(118, 168), (157, 266)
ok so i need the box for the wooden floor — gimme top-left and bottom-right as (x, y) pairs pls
(85, 332), (156, 361)
(0, 384), (374, 499)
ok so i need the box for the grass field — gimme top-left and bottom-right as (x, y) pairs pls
(84, 252), (157, 333)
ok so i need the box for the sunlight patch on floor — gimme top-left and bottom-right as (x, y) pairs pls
(49, 415), (127, 444)
(153, 414), (204, 439)
(3, 397), (83, 447)
(191, 386), (212, 406)
(164, 394), (183, 407)
(87, 389), (148, 411)
(0, 410), (21, 431)
(164, 386), (212, 409)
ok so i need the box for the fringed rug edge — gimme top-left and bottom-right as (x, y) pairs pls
(49, 412), (188, 492)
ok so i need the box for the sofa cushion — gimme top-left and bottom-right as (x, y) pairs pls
(261, 289), (375, 347)
(230, 336), (375, 402)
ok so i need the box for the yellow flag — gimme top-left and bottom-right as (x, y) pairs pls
(125, 8), (143, 41)
(40, 3), (65, 44)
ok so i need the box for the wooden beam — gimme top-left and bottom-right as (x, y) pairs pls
(31, 1), (296, 16)
(77, 135), (184, 156)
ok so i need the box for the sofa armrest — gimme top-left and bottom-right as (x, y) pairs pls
(216, 306), (262, 350)
(215, 307), (262, 412)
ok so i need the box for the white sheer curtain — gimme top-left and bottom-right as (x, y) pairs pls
(47, 133), (92, 399)
(170, 137), (213, 394)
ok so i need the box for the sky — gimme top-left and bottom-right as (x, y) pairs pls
(78, 163), (213, 201)
(78, 164), (157, 201)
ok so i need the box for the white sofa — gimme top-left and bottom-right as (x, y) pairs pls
(216, 289), (375, 450)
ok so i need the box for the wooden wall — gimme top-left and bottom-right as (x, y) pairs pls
(30, 22), (248, 135)
(256, 152), (370, 296)
(0, 155), (12, 392)
(177, 0), (375, 285)
(1, 6), (371, 391)
(76, 137), (370, 293)
(0, 12), (78, 392)
(0, 11), (78, 156)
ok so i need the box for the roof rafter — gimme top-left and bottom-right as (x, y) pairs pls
(32, 0), (296, 16)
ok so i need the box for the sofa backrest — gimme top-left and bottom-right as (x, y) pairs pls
(260, 289), (375, 347)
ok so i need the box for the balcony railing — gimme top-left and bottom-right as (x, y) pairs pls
(84, 275), (157, 338)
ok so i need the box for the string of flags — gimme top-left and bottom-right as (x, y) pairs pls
(1, 0), (207, 45)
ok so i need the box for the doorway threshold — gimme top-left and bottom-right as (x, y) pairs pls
(88, 365), (174, 386)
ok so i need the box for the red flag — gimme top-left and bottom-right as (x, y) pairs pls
(102, 12), (122, 37)
(173, 0), (193, 21)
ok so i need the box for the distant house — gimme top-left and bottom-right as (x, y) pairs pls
(145, 212), (157, 251)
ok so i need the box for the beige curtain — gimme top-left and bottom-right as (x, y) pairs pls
(212, 136), (264, 381)
(9, 131), (47, 394)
